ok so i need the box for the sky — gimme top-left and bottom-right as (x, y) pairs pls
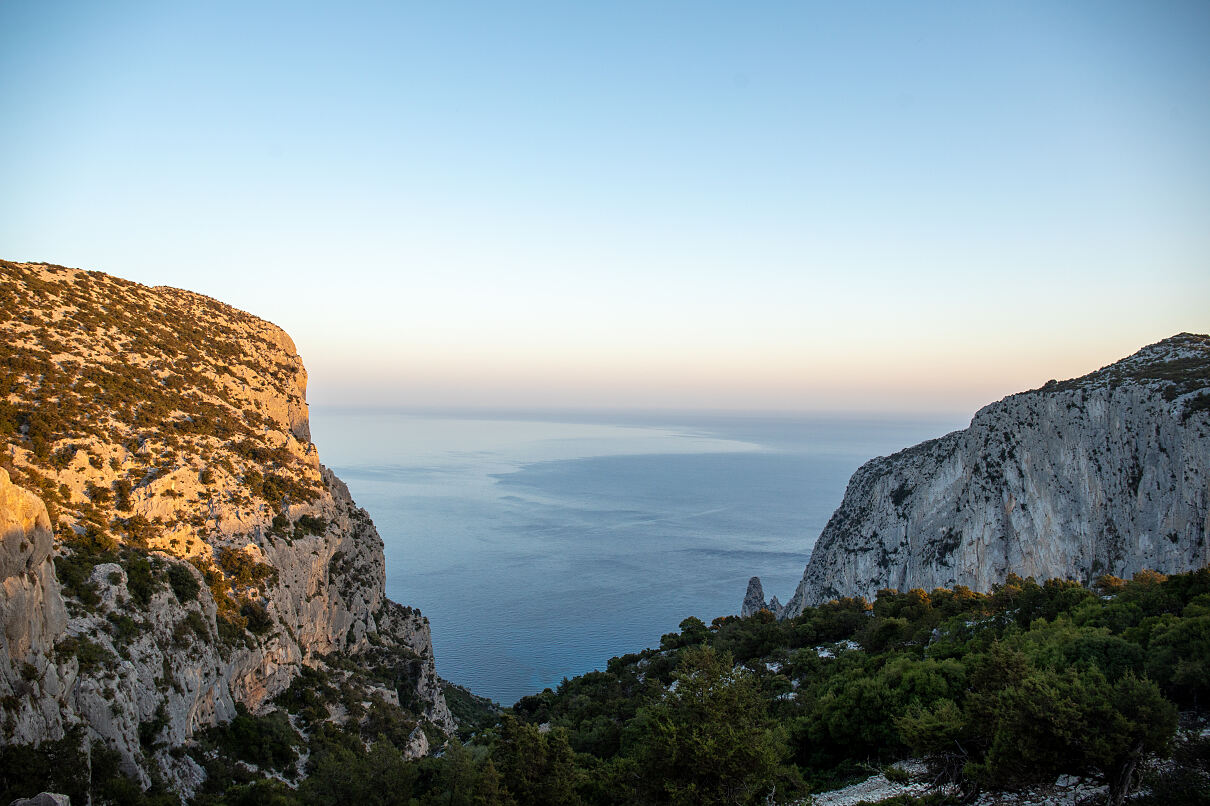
(2, 1), (1208, 414)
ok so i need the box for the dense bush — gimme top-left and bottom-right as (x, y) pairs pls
(495, 567), (1208, 804)
(190, 566), (1208, 806)
(167, 562), (201, 602)
(216, 546), (278, 589)
(0, 728), (176, 805)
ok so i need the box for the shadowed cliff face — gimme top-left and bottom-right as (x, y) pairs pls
(0, 468), (70, 744)
(0, 261), (452, 790)
(779, 333), (1210, 616)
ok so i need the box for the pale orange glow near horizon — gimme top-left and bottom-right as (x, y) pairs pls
(301, 326), (1195, 415)
(5, 3), (1206, 417)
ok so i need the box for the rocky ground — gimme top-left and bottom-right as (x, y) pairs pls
(805, 763), (1111, 806)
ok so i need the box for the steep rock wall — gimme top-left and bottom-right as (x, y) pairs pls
(781, 334), (1210, 615)
(0, 261), (452, 787)
(0, 468), (71, 744)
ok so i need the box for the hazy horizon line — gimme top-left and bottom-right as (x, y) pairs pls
(306, 402), (974, 424)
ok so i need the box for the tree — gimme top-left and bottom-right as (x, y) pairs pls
(1099, 673), (1179, 806)
(492, 715), (579, 806)
(678, 616), (710, 645)
(630, 646), (790, 805)
(299, 738), (416, 805)
(965, 666), (1176, 806)
(434, 740), (480, 806)
(472, 758), (506, 806)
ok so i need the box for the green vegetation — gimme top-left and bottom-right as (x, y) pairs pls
(52, 533), (202, 620)
(167, 562), (201, 602)
(1041, 332), (1210, 404)
(55, 635), (117, 674)
(193, 704), (301, 779)
(443, 681), (501, 740)
(491, 567), (1204, 805)
(4, 263), (1205, 804)
(22, 567), (1202, 806)
(0, 261), (289, 465)
(466, 567), (1203, 805)
(0, 728), (176, 806)
(215, 546), (278, 589)
(0, 260), (322, 571)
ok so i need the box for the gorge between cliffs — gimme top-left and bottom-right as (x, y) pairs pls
(2, 259), (1208, 806)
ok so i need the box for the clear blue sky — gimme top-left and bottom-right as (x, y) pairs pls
(2, 1), (1208, 413)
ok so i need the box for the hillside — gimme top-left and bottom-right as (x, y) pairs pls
(754, 334), (1210, 615)
(506, 567), (1209, 806)
(3, 262), (1206, 805)
(0, 260), (454, 795)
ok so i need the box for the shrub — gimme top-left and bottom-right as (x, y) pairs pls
(56, 636), (116, 674)
(172, 611), (211, 646)
(124, 553), (157, 607)
(167, 563), (200, 603)
(216, 547), (278, 589)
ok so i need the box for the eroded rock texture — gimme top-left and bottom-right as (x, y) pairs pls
(781, 333), (1210, 615)
(0, 261), (452, 790)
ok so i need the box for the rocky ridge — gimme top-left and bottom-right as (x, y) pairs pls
(747, 334), (1210, 617)
(0, 261), (453, 791)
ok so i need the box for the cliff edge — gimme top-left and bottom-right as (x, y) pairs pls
(0, 261), (452, 791)
(767, 333), (1210, 616)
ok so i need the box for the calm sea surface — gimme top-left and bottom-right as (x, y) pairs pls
(309, 409), (965, 704)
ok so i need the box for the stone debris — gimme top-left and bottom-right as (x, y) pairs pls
(969, 775), (1107, 805)
(803, 764), (1113, 806)
(805, 761), (929, 805)
(9, 795), (71, 806)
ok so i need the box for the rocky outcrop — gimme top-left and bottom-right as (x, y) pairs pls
(0, 261), (452, 788)
(739, 576), (783, 618)
(778, 333), (1210, 616)
(740, 577), (765, 618)
(0, 468), (71, 745)
(9, 794), (71, 806)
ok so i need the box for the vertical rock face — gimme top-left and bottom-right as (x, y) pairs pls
(740, 576), (766, 617)
(781, 334), (1210, 616)
(739, 576), (784, 618)
(0, 261), (452, 785)
(0, 468), (71, 744)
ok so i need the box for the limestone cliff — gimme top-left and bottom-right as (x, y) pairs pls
(739, 576), (782, 618)
(0, 261), (452, 789)
(0, 468), (70, 744)
(778, 333), (1210, 616)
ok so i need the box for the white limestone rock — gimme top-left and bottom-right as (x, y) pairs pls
(782, 333), (1210, 616)
(740, 576), (767, 617)
(0, 468), (72, 745)
(0, 262), (454, 787)
(9, 794), (71, 806)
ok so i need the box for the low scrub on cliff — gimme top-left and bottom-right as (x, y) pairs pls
(385, 567), (1207, 805)
(11, 567), (1203, 805)
(0, 261), (456, 804)
(212, 566), (1206, 805)
(0, 728), (176, 805)
(0, 260), (322, 567)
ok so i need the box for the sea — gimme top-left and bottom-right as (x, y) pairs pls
(308, 409), (966, 705)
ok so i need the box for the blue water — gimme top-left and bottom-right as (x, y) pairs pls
(309, 409), (964, 704)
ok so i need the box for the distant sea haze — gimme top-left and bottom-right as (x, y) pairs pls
(310, 409), (965, 704)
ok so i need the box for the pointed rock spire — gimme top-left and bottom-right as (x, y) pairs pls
(741, 576), (767, 617)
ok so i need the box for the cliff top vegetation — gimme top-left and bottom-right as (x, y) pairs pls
(1, 259), (327, 635)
